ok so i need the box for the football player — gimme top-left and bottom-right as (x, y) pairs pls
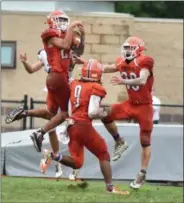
(40, 59), (130, 195)
(5, 10), (84, 180)
(102, 36), (154, 189)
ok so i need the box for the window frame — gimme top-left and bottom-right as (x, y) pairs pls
(1, 41), (17, 69)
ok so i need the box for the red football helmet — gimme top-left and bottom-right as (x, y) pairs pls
(81, 59), (103, 82)
(121, 36), (145, 60)
(46, 10), (70, 31)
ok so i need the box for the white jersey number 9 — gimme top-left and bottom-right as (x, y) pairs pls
(74, 85), (82, 108)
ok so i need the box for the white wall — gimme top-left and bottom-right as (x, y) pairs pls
(2, 1), (55, 12)
(55, 1), (114, 12)
(2, 1), (115, 12)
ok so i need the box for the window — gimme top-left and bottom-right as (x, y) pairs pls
(1, 41), (16, 69)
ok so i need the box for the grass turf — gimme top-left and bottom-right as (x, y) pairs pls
(2, 177), (183, 203)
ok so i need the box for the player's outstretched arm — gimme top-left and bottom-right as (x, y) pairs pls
(111, 68), (150, 86)
(102, 64), (118, 73)
(49, 21), (83, 49)
(73, 55), (87, 64)
(20, 53), (43, 74)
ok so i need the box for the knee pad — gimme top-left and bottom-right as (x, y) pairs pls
(140, 130), (152, 147)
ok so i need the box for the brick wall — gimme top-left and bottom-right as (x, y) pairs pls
(1, 11), (183, 130)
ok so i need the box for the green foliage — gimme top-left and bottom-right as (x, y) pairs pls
(115, 1), (184, 19)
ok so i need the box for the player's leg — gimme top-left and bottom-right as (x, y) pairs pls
(5, 91), (57, 124)
(46, 74), (70, 159)
(5, 107), (52, 124)
(30, 90), (59, 152)
(31, 73), (70, 153)
(84, 124), (129, 195)
(36, 116), (62, 174)
(47, 114), (73, 178)
(40, 124), (84, 173)
(102, 101), (132, 161)
(46, 113), (67, 178)
(130, 104), (153, 189)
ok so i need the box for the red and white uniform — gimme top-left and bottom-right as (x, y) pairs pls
(41, 29), (70, 77)
(41, 28), (71, 113)
(67, 79), (110, 169)
(104, 55), (154, 146)
(116, 55), (154, 104)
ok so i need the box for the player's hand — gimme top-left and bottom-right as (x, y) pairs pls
(20, 53), (27, 63)
(78, 25), (85, 36)
(111, 76), (124, 85)
(73, 54), (86, 65)
(70, 21), (83, 29)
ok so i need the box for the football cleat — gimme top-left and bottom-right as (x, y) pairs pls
(130, 171), (146, 189)
(69, 169), (79, 180)
(5, 106), (25, 124)
(106, 185), (130, 195)
(55, 163), (63, 178)
(112, 140), (128, 161)
(40, 149), (53, 174)
(30, 128), (45, 152)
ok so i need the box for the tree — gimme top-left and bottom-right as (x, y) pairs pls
(115, 1), (184, 19)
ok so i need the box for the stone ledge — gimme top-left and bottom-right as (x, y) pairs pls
(2, 10), (133, 19)
(2, 10), (183, 24)
(135, 17), (183, 23)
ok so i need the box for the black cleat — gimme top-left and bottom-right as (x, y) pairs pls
(5, 106), (25, 124)
(30, 129), (44, 152)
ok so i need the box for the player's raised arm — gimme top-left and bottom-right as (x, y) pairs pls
(20, 53), (43, 74)
(72, 27), (85, 56)
(72, 55), (87, 64)
(102, 63), (118, 73)
(49, 21), (83, 49)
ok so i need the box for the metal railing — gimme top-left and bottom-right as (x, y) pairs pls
(29, 98), (46, 129)
(1, 95), (183, 131)
(1, 95), (28, 130)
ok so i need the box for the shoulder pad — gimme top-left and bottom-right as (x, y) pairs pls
(92, 83), (106, 98)
(138, 55), (154, 70)
(115, 56), (124, 71)
(41, 28), (60, 41)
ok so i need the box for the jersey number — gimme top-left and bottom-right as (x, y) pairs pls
(121, 72), (140, 91)
(74, 85), (82, 108)
(61, 49), (70, 59)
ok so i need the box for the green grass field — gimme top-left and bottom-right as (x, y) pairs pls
(2, 177), (183, 203)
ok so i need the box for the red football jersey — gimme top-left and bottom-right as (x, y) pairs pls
(70, 80), (106, 122)
(41, 28), (71, 78)
(116, 55), (154, 104)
